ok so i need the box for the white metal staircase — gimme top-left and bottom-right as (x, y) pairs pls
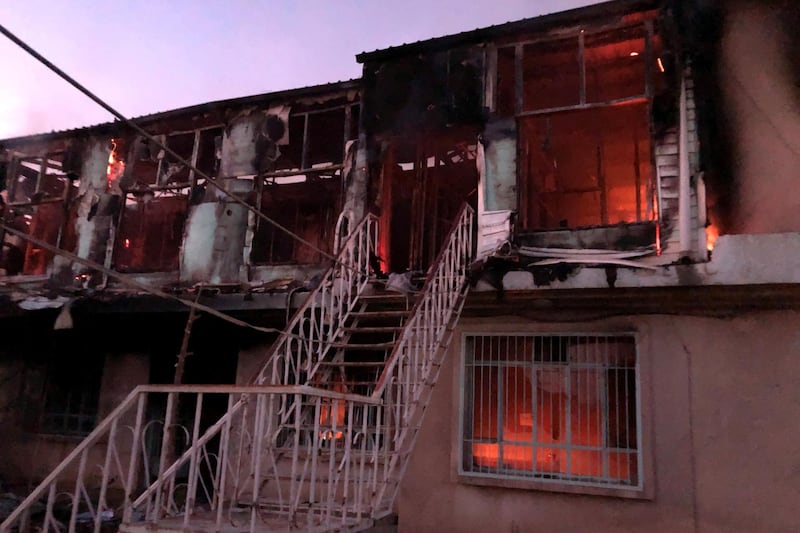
(0, 204), (474, 533)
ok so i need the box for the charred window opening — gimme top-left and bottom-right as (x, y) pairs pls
(1, 153), (78, 276)
(585, 27), (647, 103)
(114, 127), (222, 273)
(523, 38), (581, 111)
(250, 174), (341, 265)
(308, 108), (346, 166)
(273, 104), (356, 172)
(379, 129), (479, 272)
(508, 22), (661, 233)
(160, 132), (195, 185)
(248, 101), (356, 266)
(496, 46), (517, 117)
(195, 127), (222, 179)
(462, 334), (640, 490)
(522, 103), (652, 229)
(129, 137), (162, 186)
(113, 195), (187, 273)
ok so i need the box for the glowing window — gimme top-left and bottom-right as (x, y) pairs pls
(461, 334), (641, 490)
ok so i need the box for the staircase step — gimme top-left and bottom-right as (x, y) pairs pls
(350, 310), (408, 318)
(343, 326), (404, 334)
(330, 342), (394, 350)
(358, 292), (412, 302)
(316, 360), (386, 367)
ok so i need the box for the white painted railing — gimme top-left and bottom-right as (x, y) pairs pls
(255, 212), (378, 386)
(370, 202), (474, 513)
(0, 385), (386, 533)
(0, 207), (475, 533)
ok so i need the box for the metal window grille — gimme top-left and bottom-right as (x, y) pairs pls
(461, 334), (641, 489)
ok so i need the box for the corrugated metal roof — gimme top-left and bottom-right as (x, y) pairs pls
(356, 0), (660, 63)
(0, 78), (361, 146)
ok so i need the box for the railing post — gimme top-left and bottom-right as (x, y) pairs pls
(93, 417), (119, 533)
(123, 392), (146, 524)
(151, 391), (176, 523)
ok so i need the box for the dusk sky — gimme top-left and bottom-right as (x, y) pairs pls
(0, 0), (599, 139)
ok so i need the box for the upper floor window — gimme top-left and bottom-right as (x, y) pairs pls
(495, 21), (663, 233)
(1, 153), (78, 276)
(114, 126), (222, 273)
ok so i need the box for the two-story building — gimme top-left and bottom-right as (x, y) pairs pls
(1, 0), (799, 531)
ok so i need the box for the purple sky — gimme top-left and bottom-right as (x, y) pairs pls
(0, 0), (599, 139)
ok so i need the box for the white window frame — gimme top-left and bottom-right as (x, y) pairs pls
(458, 332), (645, 496)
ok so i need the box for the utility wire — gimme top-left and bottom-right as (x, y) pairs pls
(0, 222), (302, 339)
(0, 23), (343, 266)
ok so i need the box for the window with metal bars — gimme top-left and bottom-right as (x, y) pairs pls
(461, 334), (641, 490)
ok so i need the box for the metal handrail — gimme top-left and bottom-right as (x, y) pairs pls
(369, 203), (474, 512)
(373, 203), (474, 398)
(0, 207), (475, 533)
(252, 212), (378, 386)
(134, 214), (378, 507)
(0, 388), (142, 532)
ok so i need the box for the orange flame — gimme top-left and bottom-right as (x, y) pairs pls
(706, 224), (719, 252)
(106, 139), (125, 192)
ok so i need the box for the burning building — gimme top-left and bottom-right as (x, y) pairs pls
(0, 1), (799, 532)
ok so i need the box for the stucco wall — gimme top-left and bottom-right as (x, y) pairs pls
(398, 311), (800, 532)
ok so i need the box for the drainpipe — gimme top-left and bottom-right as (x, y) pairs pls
(678, 73), (692, 257)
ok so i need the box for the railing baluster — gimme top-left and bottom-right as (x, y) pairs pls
(183, 393), (203, 529)
(249, 393), (266, 533)
(93, 417), (119, 533)
(68, 448), (89, 533)
(42, 482), (57, 533)
(215, 393), (236, 531)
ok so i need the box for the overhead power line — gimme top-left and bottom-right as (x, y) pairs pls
(0, 221), (301, 338)
(0, 22), (342, 265)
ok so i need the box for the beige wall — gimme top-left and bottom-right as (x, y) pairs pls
(398, 312), (800, 533)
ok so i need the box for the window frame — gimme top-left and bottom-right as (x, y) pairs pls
(34, 344), (106, 438)
(457, 331), (649, 498)
(2, 152), (78, 277)
(113, 125), (223, 273)
(492, 19), (662, 234)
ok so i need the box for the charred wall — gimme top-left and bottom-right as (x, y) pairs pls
(361, 45), (485, 138)
(679, 0), (800, 236)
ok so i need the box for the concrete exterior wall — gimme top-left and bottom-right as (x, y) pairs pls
(398, 312), (800, 533)
(180, 201), (249, 284)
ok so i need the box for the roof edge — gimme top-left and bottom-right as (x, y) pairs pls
(1, 78), (362, 146)
(356, 0), (661, 63)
